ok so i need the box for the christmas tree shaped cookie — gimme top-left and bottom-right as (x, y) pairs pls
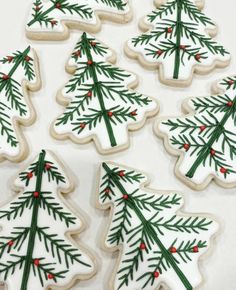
(51, 33), (158, 154)
(125, 0), (230, 86)
(97, 162), (218, 290)
(0, 46), (41, 163)
(0, 150), (95, 290)
(157, 76), (236, 189)
(26, 0), (131, 40)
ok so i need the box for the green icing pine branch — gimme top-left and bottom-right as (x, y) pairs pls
(128, 0), (229, 83)
(98, 162), (218, 290)
(159, 76), (236, 188)
(0, 150), (94, 290)
(53, 32), (157, 153)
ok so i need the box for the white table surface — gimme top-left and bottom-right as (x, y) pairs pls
(0, 0), (235, 289)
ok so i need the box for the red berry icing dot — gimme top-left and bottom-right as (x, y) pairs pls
(140, 243), (146, 250)
(90, 41), (96, 46)
(167, 27), (172, 33)
(50, 20), (57, 26)
(25, 56), (31, 62)
(227, 101), (233, 107)
(183, 143), (190, 151)
(199, 125), (206, 132)
(107, 111), (113, 117)
(193, 246), (199, 253)
(87, 60), (93, 65)
(74, 50), (81, 57)
(87, 91), (92, 97)
(55, 2), (61, 8)
(48, 273), (54, 280)
(27, 172), (33, 179)
(210, 149), (216, 156)
(220, 167), (227, 174)
(2, 74), (9, 80)
(130, 110), (137, 116)
(180, 45), (186, 50)
(7, 56), (13, 62)
(170, 246), (177, 253)
(123, 194), (129, 200)
(80, 123), (86, 129)
(119, 171), (125, 177)
(45, 163), (51, 170)
(8, 240), (14, 247)
(105, 188), (110, 194)
(228, 80), (234, 85)
(34, 259), (40, 266)
(34, 191), (40, 198)
(153, 271), (160, 278)
(156, 50), (163, 56)
(195, 54), (201, 61)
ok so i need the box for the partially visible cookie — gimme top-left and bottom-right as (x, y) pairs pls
(0, 46), (41, 163)
(125, 0), (230, 86)
(51, 32), (158, 155)
(97, 161), (219, 290)
(156, 75), (236, 190)
(26, 0), (132, 40)
(0, 149), (96, 290)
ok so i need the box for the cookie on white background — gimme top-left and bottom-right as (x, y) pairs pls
(125, 0), (230, 86)
(26, 0), (132, 40)
(97, 161), (219, 290)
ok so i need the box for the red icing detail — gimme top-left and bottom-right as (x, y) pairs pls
(183, 144), (190, 151)
(2, 74), (9, 80)
(228, 80), (235, 85)
(25, 56), (31, 62)
(45, 163), (52, 170)
(193, 246), (199, 253)
(35, 5), (40, 11)
(90, 41), (96, 47)
(80, 123), (86, 129)
(130, 110), (137, 116)
(50, 20), (57, 26)
(123, 194), (129, 200)
(48, 273), (54, 280)
(199, 125), (206, 132)
(87, 91), (92, 97)
(140, 243), (146, 250)
(34, 259), (40, 266)
(105, 188), (110, 194)
(210, 149), (216, 156)
(27, 172), (33, 179)
(195, 54), (201, 61)
(87, 60), (93, 65)
(55, 3), (61, 9)
(227, 101), (233, 107)
(220, 167), (227, 174)
(74, 50), (81, 57)
(167, 27), (173, 33)
(8, 240), (14, 247)
(34, 191), (40, 198)
(170, 246), (177, 253)
(153, 271), (160, 278)
(107, 111), (113, 117)
(7, 56), (13, 62)
(180, 45), (186, 50)
(156, 50), (163, 56)
(119, 171), (125, 177)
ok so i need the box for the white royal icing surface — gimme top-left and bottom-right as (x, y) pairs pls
(0, 150), (94, 290)
(98, 162), (218, 290)
(127, 0), (230, 82)
(26, 0), (130, 33)
(53, 33), (157, 153)
(0, 47), (38, 159)
(158, 76), (236, 186)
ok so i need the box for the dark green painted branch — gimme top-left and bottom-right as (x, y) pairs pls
(173, 0), (182, 79)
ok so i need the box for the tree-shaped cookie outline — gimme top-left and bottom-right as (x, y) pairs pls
(97, 161), (218, 290)
(156, 75), (236, 190)
(51, 32), (158, 154)
(26, 0), (132, 40)
(0, 150), (96, 290)
(0, 46), (41, 163)
(125, 0), (230, 86)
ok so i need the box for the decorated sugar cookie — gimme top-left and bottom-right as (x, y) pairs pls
(157, 76), (236, 190)
(51, 32), (158, 154)
(0, 46), (41, 162)
(26, 0), (131, 40)
(125, 0), (230, 86)
(97, 162), (218, 290)
(0, 150), (95, 290)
